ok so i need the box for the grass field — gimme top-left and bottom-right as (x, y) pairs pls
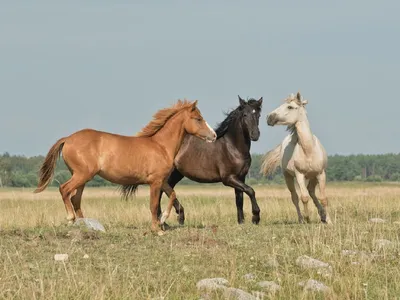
(1, 182), (400, 299)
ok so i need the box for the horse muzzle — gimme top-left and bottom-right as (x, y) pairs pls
(205, 132), (217, 143)
(267, 114), (278, 126)
(250, 130), (260, 141)
(205, 136), (216, 143)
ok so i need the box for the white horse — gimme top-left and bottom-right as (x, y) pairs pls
(261, 92), (331, 224)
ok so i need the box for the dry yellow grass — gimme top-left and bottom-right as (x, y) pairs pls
(1, 182), (400, 299)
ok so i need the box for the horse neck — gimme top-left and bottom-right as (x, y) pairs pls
(225, 120), (251, 155)
(293, 111), (314, 157)
(151, 112), (187, 159)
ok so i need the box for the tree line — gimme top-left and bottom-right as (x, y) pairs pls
(0, 152), (399, 188)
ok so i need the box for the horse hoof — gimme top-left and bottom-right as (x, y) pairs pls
(177, 215), (185, 226)
(161, 223), (170, 231)
(160, 212), (168, 225)
(251, 215), (260, 225)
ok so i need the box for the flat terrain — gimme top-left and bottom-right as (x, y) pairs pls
(1, 183), (400, 299)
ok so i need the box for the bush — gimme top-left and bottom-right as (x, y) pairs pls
(365, 175), (383, 182)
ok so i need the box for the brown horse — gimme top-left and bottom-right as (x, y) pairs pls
(34, 100), (216, 232)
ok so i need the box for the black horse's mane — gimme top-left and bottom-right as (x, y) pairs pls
(215, 99), (260, 139)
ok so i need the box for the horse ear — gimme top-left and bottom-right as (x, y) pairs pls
(296, 91), (302, 101)
(301, 99), (308, 106)
(191, 100), (198, 111)
(238, 95), (246, 106)
(258, 97), (263, 106)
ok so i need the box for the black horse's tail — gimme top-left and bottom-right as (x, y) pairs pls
(119, 184), (139, 200)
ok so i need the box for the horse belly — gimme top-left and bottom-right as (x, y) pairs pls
(98, 168), (146, 185)
(98, 150), (158, 185)
(175, 156), (221, 183)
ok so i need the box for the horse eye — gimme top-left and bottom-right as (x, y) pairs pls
(196, 118), (202, 122)
(288, 106), (294, 110)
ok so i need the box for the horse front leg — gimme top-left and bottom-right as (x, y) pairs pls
(294, 171), (311, 223)
(224, 175), (260, 224)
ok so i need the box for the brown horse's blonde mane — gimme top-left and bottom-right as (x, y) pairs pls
(136, 99), (195, 138)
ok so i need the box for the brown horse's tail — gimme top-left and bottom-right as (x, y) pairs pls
(260, 143), (282, 176)
(34, 137), (66, 193)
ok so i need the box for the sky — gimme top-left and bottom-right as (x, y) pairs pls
(1, 1), (399, 157)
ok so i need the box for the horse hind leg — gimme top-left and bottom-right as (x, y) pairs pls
(307, 178), (327, 223)
(158, 169), (185, 225)
(71, 185), (85, 219)
(160, 182), (177, 227)
(59, 176), (88, 224)
(316, 171), (332, 225)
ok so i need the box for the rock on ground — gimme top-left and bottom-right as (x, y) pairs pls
(299, 279), (330, 292)
(264, 256), (279, 268)
(296, 255), (332, 277)
(74, 218), (106, 232)
(373, 239), (394, 250)
(296, 255), (330, 269)
(369, 218), (386, 223)
(196, 278), (229, 291)
(243, 273), (256, 281)
(224, 287), (257, 300)
(341, 249), (358, 256)
(54, 254), (68, 261)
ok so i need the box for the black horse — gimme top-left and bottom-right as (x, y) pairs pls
(158, 96), (263, 225)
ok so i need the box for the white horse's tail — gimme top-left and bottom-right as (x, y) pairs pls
(261, 144), (282, 176)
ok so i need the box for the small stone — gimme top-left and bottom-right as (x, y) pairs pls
(224, 287), (257, 300)
(299, 279), (329, 292)
(257, 281), (281, 293)
(182, 265), (190, 273)
(359, 251), (373, 263)
(243, 273), (256, 281)
(196, 278), (229, 291)
(83, 254), (89, 259)
(296, 255), (330, 269)
(75, 218), (106, 232)
(341, 250), (358, 256)
(264, 256), (279, 268)
(54, 254), (69, 262)
(369, 218), (386, 224)
(296, 255), (332, 277)
(373, 239), (394, 250)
